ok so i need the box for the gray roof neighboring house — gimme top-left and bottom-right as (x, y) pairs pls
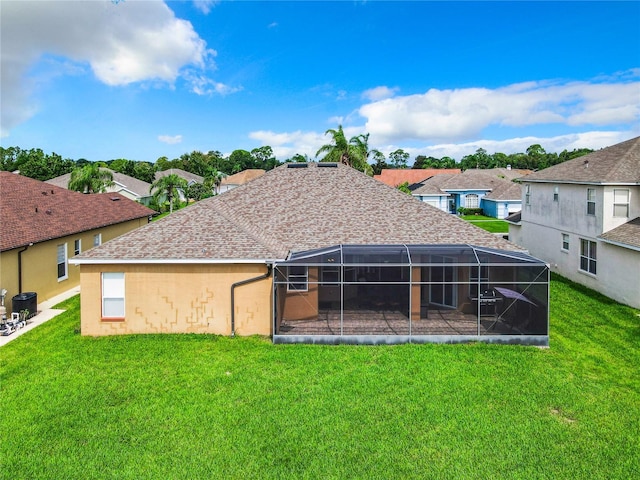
(599, 217), (640, 250)
(75, 162), (522, 263)
(154, 168), (204, 185)
(484, 181), (523, 201)
(504, 211), (522, 224)
(411, 168), (528, 199)
(522, 136), (640, 184)
(46, 169), (153, 201)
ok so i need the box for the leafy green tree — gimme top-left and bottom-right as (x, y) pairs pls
(186, 182), (213, 201)
(251, 146), (279, 170)
(371, 151), (388, 175)
(109, 159), (136, 177)
(133, 161), (156, 183)
(204, 170), (225, 194)
(228, 149), (253, 174)
(396, 181), (412, 194)
(150, 173), (188, 214)
(68, 164), (114, 193)
(389, 149), (410, 169)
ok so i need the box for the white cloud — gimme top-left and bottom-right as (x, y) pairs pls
(359, 75), (640, 143)
(158, 134), (183, 145)
(268, 22), (279, 29)
(1, 0), (215, 136)
(193, 1), (219, 15)
(185, 73), (243, 96)
(362, 86), (399, 101)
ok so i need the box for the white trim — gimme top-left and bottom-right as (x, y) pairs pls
(598, 238), (640, 252)
(57, 243), (68, 281)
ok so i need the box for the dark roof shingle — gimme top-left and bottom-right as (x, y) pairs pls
(599, 217), (640, 249)
(0, 172), (155, 252)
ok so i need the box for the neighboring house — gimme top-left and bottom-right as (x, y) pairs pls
(154, 168), (203, 186)
(219, 169), (265, 193)
(374, 168), (461, 188)
(0, 172), (155, 314)
(47, 169), (153, 205)
(510, 136), (640, 309)
(411, 168), (530, 218)
(72, 163), (549, 345)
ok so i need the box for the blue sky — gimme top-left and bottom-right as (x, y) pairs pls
(2, 0), (639, 163)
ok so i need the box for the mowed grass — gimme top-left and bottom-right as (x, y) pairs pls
(461, 215), (510, 233)
(1, 276), (639, 479)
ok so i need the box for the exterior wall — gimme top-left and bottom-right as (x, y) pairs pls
(508, 223), (523, 246)
(517, 181), (640, 309)
(481, 199), (521, 219)
(281, 267), (319, 321)
(448, 190), (489, 213)
(414, 195), (449, 212)
(79, 263), (272, 336)
(602, 185), (640, 233)
(0, 218), (148, 313)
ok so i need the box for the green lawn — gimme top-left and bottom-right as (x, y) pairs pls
(461, 215), (510, 233)
(1, 276), (639, 479)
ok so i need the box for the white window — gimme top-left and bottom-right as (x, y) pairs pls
(287, 266), (308, 292)
(587, 188), (596, 215)
(465, 194), (479, 209)
(525, 185), (531, 205)
(580, 239), (597, 275)
(613, 189), (629, 218)
(102, 272), (125, 318)
(93, 234), (102, 247)
(553, 186), (559, 202)
(74, 239), (81, 256)
(562, 233), (569, 251)
(57, 244), (68, 281)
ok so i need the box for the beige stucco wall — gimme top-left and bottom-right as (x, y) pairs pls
(79, 263), (273, 336)
(0, 218), (148, 313)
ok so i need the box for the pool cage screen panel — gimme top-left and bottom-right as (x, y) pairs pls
(273, 244), (549, 345)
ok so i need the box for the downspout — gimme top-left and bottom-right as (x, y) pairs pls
(17, 244), (31, 293)
(230, 265), (272, 337)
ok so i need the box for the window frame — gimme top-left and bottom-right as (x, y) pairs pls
(525, 184), (531, 206)
(93, 233), (102, 247)
(586, 188), (596, 215)
(613, 189), (629, 218)
(57, 243), (68, 281)
(465, 193), (479, 209)
(553, 186), (559, 202)
(102, 272), (125, 320)
(287, 266), (309, 292)
(579, 239), (597, 275)
(74, 239), (81, 256)
(562, 233), (569, 252)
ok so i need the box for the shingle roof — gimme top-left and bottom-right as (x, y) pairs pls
(483, 181), (523, 201)
(0, 172), (156, 252)
(374, 168), (460, 187)
(411, 174), (456, 195)
(155, 169), (204, 184)
(220, 169), (265, 186)
(523, 136), (640, 184)
(76, 163), (523, 262)
(410, 168), (527, 200)
(46, 169), (152, 198)
(504, 211), (522, 224)
(598, 217), (640, 249)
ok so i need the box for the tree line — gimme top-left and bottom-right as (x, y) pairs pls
(0, 130), (594, 185)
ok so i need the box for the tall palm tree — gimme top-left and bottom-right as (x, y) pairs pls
(204, 169), (226, 195)
(315, 125), (374, 175)
(68, 164), (114, 193)
(150, 173), (188, 214)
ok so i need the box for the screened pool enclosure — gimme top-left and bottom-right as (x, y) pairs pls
(273, 245), (549, 345)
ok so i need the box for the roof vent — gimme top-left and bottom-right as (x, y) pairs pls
(318, 163), (338, 168)
(287, 163), (308, 169)
(584, 160), (589, 168)
(110, 197), (120, 201)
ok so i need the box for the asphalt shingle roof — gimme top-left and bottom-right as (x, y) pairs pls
(523, 136), (640, 184)
(0, 172), (156, 252)
(220, 169), (265, 186)
(599, 217), (640, 249)
(76, 163), (522, 262)
(46, 169), (152, 198)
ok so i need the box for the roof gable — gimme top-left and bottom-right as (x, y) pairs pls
(0, 172), (155, 251)
(77, 163), (522, 262)
(374, 168), (460, 187)
(220, 169), (265, 186)
(523, 136), (640, 184)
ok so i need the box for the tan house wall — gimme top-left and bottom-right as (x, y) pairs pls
(281, 267), (319, 321)
(0, 218), (148, 313)
(79, 263), (273, 336)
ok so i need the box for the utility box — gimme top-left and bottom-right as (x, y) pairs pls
(12, 292), (37, 319)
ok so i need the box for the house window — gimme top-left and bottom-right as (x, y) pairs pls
(465, 194), (479, 209)
(93, 234), (102, 247)
(553, 186), (559, 202)
(287, 266), (308, 292)
(580, 239), (597, 275)
(469, 265), (489, 298)
(102, 272), (125, 318)
(74, 239), (81, 256)
(562, 233), (569, 251)
(613, 189), (629, 218)
(57, 244), (68, 281)
(587, 188), (596, 215)
(525, 185), (531, 205)
(320, 265), (340, 284)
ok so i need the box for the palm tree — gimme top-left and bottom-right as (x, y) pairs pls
(315, 125), (374, 175)
(150, 173), (188, 214)
(203, 169), (226, 195)
(68, 164), (114, 193)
